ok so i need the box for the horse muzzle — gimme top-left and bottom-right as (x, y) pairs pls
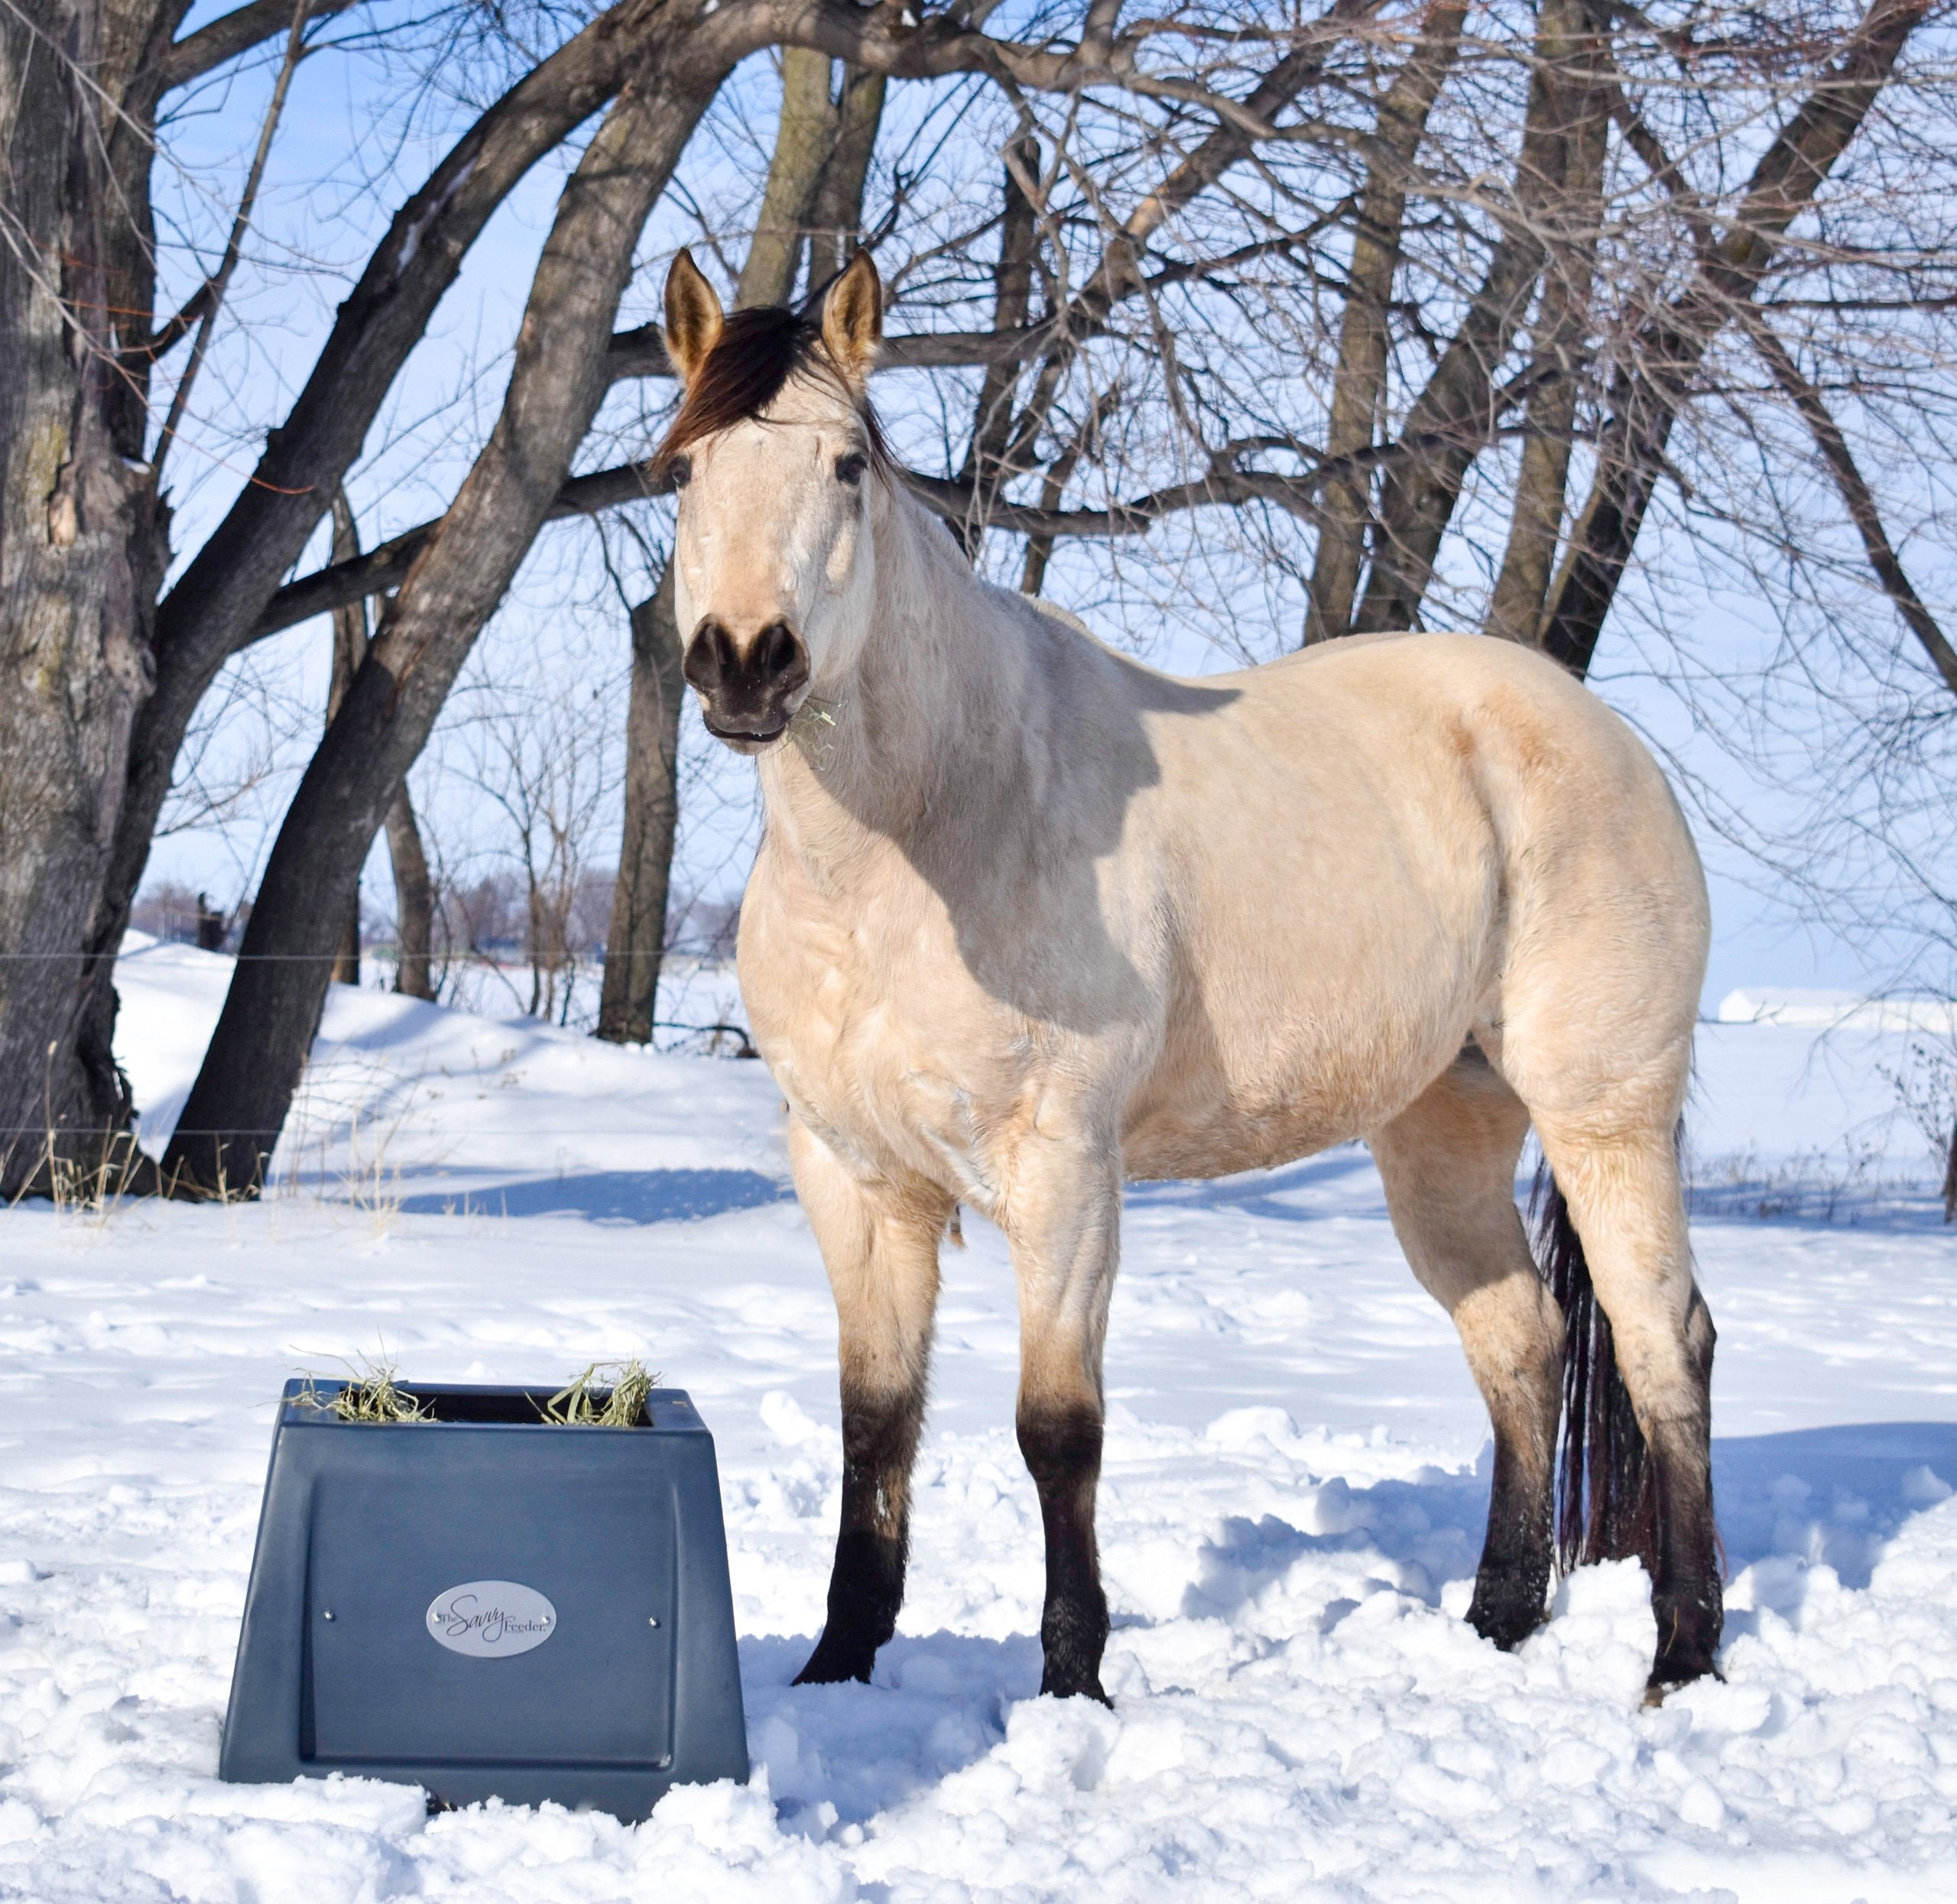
(684, 617), (812, 751)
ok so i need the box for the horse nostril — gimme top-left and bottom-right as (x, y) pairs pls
(755, 619), (808, 686)
(683, 619), (735, 694)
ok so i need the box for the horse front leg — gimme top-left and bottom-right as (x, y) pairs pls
(1007, 1143), (1121, 1704)
(788, 1120), (949, 1688)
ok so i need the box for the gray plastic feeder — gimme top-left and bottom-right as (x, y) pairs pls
(219, 1380), (748, 1819)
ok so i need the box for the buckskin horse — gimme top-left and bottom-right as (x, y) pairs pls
(654, 248), (1719, 1704)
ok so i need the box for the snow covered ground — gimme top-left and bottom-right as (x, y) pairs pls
(2, 936), (1955, 1902)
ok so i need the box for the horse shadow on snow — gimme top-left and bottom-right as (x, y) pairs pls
(736, 1419), (1957, 1831)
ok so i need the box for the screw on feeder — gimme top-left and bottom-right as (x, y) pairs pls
(648, 1616), (660, 1628)
(322, 1610), (336, 1620)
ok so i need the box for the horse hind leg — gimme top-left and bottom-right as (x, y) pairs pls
(1532, 1114), (1720, 1692)
(1370, 1049), (1565, 1650)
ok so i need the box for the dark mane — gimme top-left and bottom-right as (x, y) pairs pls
(653, 306), (886, 476)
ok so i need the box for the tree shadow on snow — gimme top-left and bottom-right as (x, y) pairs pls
(395, 1167), (789, 1224)
(738, 1630), (1040, 1831)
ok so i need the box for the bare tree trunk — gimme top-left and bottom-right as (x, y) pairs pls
(163, 42), (716, 1194)
(1352, 2), (1582, 637)
(957, 136), (1042, 558)
(1485, 1), (1607, 646)
(805, 64), (886, 288)
(739, 47), (838, 309)
(596, 572), (683, 1043)
(0, 0), (169, 1197)
(1302, 2), (1465, 646)
(323, 489), (440, 991)
(73, 0), (673, 1115)
(385, 789), (437, 1000)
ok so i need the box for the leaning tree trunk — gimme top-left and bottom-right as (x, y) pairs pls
(68, 0), (670, 1136)
(162, 44), (717, 1195)
(1301, 2), (1465, 646)
(1484, 7), (1607, 650)
(0, 0), (167, 1197)
(1539, 0), (1926, 678)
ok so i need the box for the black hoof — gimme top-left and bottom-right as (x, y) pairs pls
(1649, 1582), (1723, 1692)
(1466, 1573), (1548, 1653)
(1039, 1665), (1112, 1707)
(793, 1634), (877, 1686)
(1038, 1597), (1111, 1707)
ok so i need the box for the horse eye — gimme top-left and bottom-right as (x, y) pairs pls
(835, 451), (867, 487)
(668, 454), (693, 490)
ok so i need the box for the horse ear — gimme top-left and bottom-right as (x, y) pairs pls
(664, 249), (724, 385)
(821, 249), (882, 389)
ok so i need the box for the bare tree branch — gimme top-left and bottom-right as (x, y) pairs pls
(1741, 308), (1957, 697)
(605, 317), (1060, 379)
(1540, 0), (1930, 677)
(157, 0), (359, 93)
(152, 0), (311, 486)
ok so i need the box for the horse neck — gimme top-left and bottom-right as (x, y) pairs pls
(758, 485), (1024, 868)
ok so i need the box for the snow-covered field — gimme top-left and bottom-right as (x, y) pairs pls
(2, 936), (1955, 1902)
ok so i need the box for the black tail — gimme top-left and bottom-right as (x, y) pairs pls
(1530, 1163), (1658, 1578)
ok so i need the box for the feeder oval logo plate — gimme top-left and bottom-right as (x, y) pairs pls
(425, 1581), (557, 1657)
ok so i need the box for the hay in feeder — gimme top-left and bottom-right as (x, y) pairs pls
(295, 1352), (430, 1424)
(542, 1359), (656, 1427)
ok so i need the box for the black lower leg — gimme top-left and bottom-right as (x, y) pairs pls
(1647, 1427), (1722, 1688)
(1648, 1295), (1722, 1690)
(1467, 1424), (1554, 1651)
(1019, 1404), (1110, 1704)
(795, 1383), (924, 1686)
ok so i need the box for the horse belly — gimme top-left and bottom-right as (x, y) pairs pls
(1120, 742), (1499, 1179)
(1121, 999), (1462, 1180)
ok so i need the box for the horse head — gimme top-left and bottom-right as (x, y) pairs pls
(656, 248), (887, 754)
